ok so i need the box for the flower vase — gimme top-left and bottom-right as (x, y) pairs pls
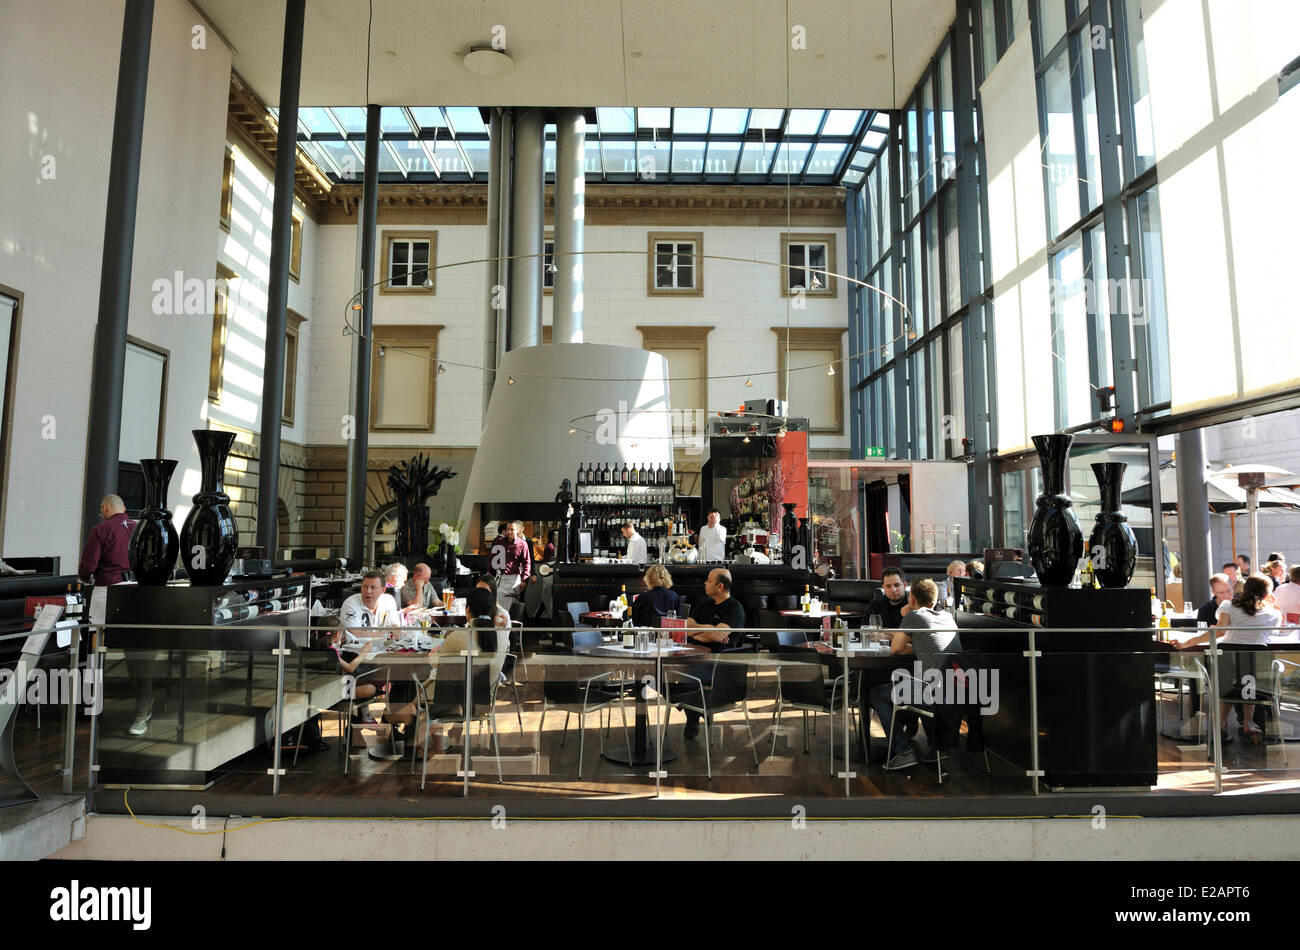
(1087, 462), (1137, 588)
(129, 458), (179, 585)
(1027, 433), (1084, 587)
(179, 429), (239, 586)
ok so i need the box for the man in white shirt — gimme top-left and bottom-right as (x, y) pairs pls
(697, 508), (727, 562)
(621, 522), (648, 565)
(340, 571), (402, 634)
(1271, 565), (1300, 641)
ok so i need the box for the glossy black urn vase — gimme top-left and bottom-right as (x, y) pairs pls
(129, 458), (179, 585)
(798, 517), (812, 562)
(781, 503), (799, 564)
(1027, 433), (1084, 587)
(445, 548), (458, 587)
(180, 429), (239, 586)
(1088, 461), (1137, 588)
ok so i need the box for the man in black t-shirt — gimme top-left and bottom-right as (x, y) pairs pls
(677, 569), (746, 740)
(866, 567), (909, 628)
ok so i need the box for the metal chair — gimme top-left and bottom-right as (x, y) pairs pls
(885, 671), (944, 782)
(768, 649), (864, 775)
(410, 655), (503, 788)
(536, 629), (631, 777)
(663, 654), (759, 779)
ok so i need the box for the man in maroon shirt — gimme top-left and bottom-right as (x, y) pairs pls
(490, 521), (531, 609)
(78, 494), (135, 586)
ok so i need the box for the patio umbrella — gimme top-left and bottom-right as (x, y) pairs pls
(1120, 463), (1247, 513)
(1214, 464), (1296, 568)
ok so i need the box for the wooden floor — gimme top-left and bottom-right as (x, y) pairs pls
(6, 665), (1299, 804)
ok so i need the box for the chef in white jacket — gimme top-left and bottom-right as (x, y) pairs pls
(697, 509), (727, 562)
(621, 522), (648, 565)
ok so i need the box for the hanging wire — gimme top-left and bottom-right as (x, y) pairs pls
(342, 248), (917, 382)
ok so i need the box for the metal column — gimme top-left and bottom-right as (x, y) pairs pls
(954, 0), (994, 550)
(1176, 428), (1213, 603)
(845, 185), (862, 458)
(81, 0), (154, 542)
(256, 0), (305, 553)
(344, 104), (381, 566)
(482, 109), (503, 419)
(553, 108), (586, 344)
(1088, 0), (1139, 430)
(508, 108), (544, 351)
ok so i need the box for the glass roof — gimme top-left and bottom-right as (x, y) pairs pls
(273, 106), (886, 186)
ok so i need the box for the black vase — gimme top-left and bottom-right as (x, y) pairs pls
(129, 458), (179, 586)
(180, 429), (239, 586)
(1088, 462), (1137, 588)
(1027, 433), (1084, 587)
(445, 547), (458, 587)
(781, 503), (798, 565)
(798, 517), (812, 562)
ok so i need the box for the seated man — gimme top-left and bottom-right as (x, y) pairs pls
(401, 561), (441, 611)
(340, 571), (402, 633)
(1196, 572), (1234, 626)
(865, 568), (909, 628)
(866, 577), (962, 770)
(677, 568), (745, 740)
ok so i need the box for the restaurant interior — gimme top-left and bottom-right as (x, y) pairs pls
(2, 0), (1299, 862)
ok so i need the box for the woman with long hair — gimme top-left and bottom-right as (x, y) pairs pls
(1176, 573), (1280, 742)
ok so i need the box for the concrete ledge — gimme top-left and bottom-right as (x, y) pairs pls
(51, 812), (1300, 861)
(0, 796), (86, 862)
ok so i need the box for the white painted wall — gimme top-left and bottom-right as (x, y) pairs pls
(306, 222), (849, 452)
(0, 0), (232, 563)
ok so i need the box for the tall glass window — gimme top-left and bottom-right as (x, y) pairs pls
(1050, 233), (1093, 427)
(1121, 0), (1155, 176)
(1135, 189), (1170, 406)
(1042, 49), (1080, 235)
(1078, 37), (1102, 211)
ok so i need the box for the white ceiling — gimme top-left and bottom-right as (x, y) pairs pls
(194, 0), (956, 110)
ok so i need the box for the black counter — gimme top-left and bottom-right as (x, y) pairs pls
(953, 579), (1157, 789)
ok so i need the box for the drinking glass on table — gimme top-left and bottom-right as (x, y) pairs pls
(1183, 601), (1193, 617)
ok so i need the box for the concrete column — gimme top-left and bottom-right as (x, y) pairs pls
(482, 109), (503, 419)
(553, 109), (586, 343)
(343, 104), (381, 567)
(81, 0), (153, 543)
(508, 107), (544, 350)
(1176, 428), (1213, 604)
(256, 0), (306, 553)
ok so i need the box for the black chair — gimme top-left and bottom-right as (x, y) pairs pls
(663, 654), (759, 779)
(769, 649), (864, 774)
(758, 630), (810, 651)
(537, 629), (630, 777)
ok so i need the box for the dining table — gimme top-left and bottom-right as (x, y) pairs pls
(572, 639), (707, 766)
(779, 609), (865, 629)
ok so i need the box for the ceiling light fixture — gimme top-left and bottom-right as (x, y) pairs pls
(507, 376), (515, 384)
(437, 362), (446, 375)
(378, 345), (386, 357)
(568, 426), (577, 435)
(745, 377), (753, 387)
(826, 363), (836, 376)
(422, 276), (434, 289)
(464, 47), (515, 77)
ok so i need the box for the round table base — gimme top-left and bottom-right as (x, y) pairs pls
(601, 742), (675, 767)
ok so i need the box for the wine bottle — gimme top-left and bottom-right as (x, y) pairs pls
(630, 463), (640, 486)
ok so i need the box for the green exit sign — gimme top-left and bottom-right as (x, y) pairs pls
(865, 446), (886, 458)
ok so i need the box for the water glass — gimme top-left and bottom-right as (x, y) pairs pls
(666, 610), (677, 620)
(1183, 601), (1193, 617)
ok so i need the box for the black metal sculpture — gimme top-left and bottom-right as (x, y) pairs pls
(556, 478), (575, 563)
(387, 454), (456, 558)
